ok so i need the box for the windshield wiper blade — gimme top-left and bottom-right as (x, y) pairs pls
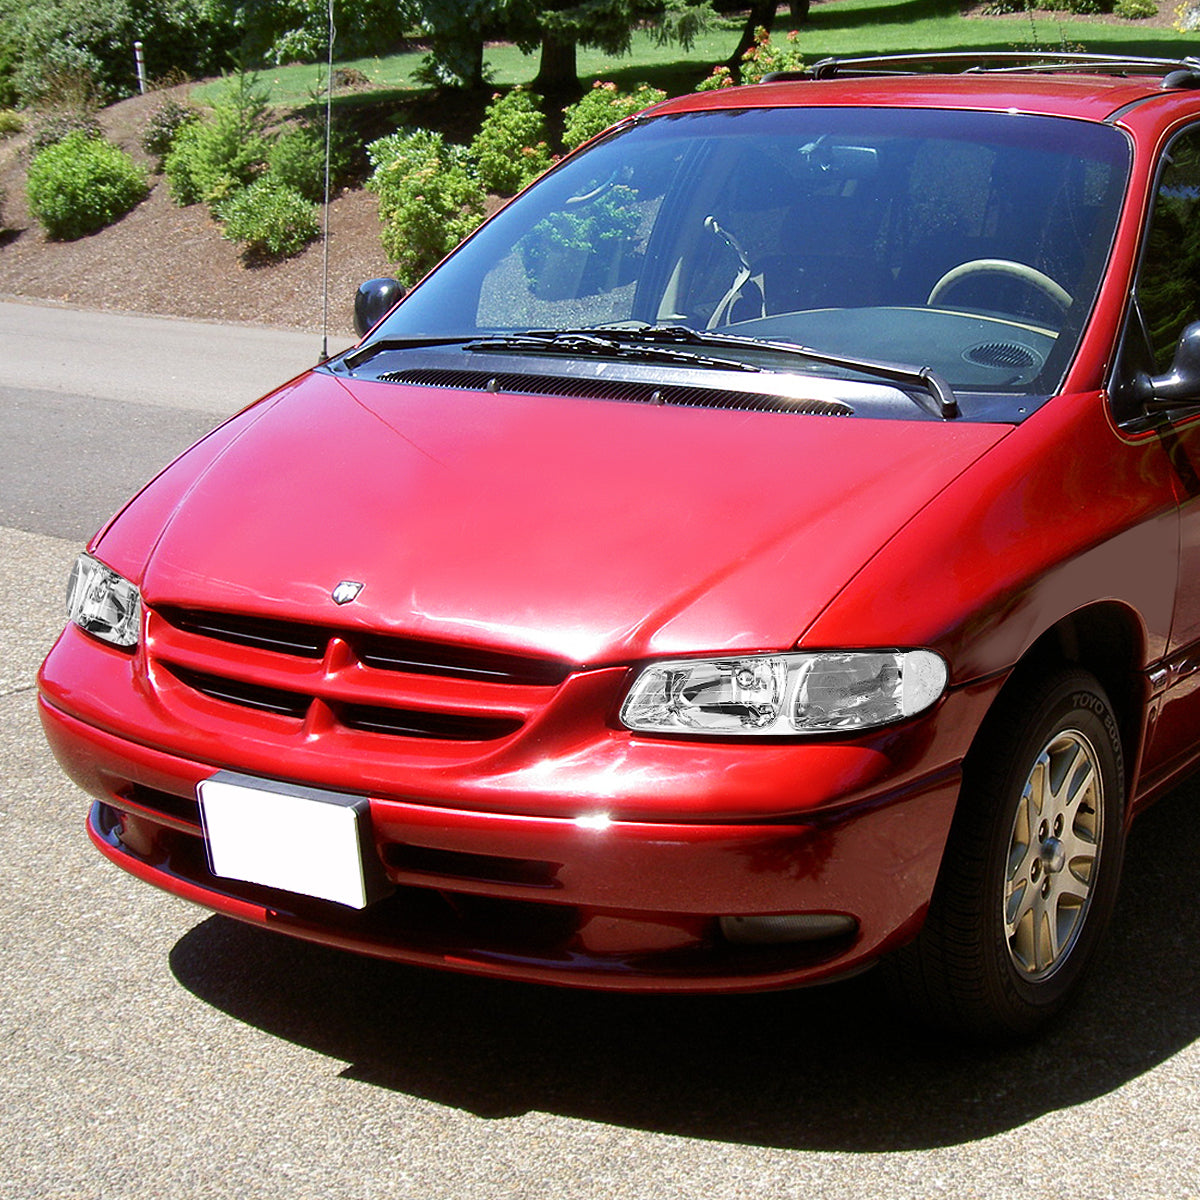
(464, 329), (760, 373)
(630, 325), (960, 419)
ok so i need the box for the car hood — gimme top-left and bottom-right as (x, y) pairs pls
(131, 371), (1008, 664)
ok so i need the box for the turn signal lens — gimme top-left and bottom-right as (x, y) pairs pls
(620, 650), (946, 736)
(66, 554), (141, 648)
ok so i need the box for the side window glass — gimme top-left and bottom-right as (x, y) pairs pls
(1137, 129), (1200, 372)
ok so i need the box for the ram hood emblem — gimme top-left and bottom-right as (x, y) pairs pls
(331, 580), (364, 605)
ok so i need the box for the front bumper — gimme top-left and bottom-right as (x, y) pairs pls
(39, 675), (978, 992)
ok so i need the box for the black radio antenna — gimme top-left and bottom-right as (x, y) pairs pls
(319, 0), (336, 362)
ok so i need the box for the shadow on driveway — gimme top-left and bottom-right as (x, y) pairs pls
(170, 775), (1200, 1152)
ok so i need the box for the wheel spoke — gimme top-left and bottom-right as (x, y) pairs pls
(1005, 875), (1037, 934)
(1041, 893), (1063, 972)
(1060, 823), (1098, 885)
(1026, 756), (1049, 820)
(1055, 745), (1096, 818)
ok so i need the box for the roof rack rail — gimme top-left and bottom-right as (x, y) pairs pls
(762, 52), (1200, 89)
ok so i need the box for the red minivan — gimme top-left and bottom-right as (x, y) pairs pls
(39, 54), (1200, 1038)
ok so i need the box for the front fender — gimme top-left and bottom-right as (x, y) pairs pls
(801, 391), (1177, 682)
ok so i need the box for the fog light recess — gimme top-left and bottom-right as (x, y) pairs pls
(720, 913), (857, 945)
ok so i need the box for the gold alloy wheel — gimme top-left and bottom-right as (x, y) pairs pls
(1003, 728), (1104, 981)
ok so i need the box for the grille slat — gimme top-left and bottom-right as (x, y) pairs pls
(357, 635), (571, 687)
(378, 367), (852, 416)
(339, 704), (522, 741)
(172, 666), (310, 719)
(166, 609), (327, 657)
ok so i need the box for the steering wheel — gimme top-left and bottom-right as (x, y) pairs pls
(926, 258), (1072, 311)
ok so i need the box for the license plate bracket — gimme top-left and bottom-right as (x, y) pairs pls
(198, 771), (390, 909)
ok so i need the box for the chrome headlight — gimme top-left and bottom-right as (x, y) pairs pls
(66, 554), (141, 648)
(620, 650), (947, 736)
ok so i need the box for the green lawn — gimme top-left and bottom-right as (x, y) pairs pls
(191, 0), (1194, 110)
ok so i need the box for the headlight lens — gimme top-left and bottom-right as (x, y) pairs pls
(620, 650), (947, 736)
(66, 554), (141, 648)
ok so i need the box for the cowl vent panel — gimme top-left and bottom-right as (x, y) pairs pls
(378, 366), (852, 416)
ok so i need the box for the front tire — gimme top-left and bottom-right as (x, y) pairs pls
(890, 668), (1126, 1039)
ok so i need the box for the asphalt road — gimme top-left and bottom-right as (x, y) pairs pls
(2, 299), (1199, 1199)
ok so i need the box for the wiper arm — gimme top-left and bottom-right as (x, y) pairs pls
(628, 325), (960, 419)
(464, 329), (760, 373)
(337, 336), (481, 371)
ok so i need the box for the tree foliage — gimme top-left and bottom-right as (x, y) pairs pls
(521, 0), (712, 96)
(3, 0), (236, 103)
(411, 0), (498, 90)
(204, 0), (410, 67)
(412, 0), (713, 95)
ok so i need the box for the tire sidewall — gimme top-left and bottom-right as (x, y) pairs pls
(975, 671), (1126, 1027)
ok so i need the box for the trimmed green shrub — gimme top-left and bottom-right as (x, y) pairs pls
(469, 88), (553, 196)
(0, 109), (22, 137)
(26, 131), (148, 238)
(696, 27), (805, 90)
(218, 178), (318, 259)
(1114, 0), (1157, 15)
(561, 82), (668, 152)
(140, 96), (200, 167)
(163, 74), (271, 208)
(366, 128), (486, 286)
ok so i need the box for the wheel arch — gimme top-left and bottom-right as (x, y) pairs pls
(973, 601), (1145, 801)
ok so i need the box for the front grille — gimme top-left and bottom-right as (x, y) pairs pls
(379, 366), (853, 416)
(150, 608), (571, 745)
(160, 608), (572, 686)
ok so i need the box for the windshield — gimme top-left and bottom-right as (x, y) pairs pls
(373, 106), (1130, 422)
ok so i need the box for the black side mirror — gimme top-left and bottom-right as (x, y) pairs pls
(1138, 321), (1200, 411)
(353, 277), (406, 338)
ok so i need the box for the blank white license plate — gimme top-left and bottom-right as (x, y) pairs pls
(198, 772), (378, 909)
